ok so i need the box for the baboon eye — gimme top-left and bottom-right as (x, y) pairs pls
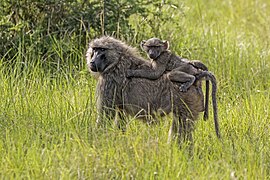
(100, 48), (106, 52)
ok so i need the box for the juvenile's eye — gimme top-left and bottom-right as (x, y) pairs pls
(100, 48), (106, 51)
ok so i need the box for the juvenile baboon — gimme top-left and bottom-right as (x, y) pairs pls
(127, 38), (211, 120)
(86, 36), (220, 145)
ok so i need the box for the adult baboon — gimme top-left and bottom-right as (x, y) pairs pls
(127, 37), (211, 120)
(86, 36), (220, 144)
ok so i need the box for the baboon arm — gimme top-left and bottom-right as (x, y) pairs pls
(133, 58), (151, 66)
(128, 64), (167, 80)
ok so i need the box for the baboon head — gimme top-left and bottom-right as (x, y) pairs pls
(86, 36), (140, 74)
(86, 37), (123, 73)
(87, 46), (110, 72)
(140, 38), (169, 60)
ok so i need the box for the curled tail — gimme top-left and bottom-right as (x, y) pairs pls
(196, 71), (220, 138)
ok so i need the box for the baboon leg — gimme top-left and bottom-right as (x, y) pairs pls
(168, 116), (194, 149)
(167, 71), (196, 92)
(96, 107), (116, 128)
(168, 115), (179, 143)
(114, 111), (127, 132)
(195, 81), (205, 112)
(191, 60), (208, 71)
(178, 118), (194, 144)
(158, 104), (172, 117)
(178, 118), (194, 154)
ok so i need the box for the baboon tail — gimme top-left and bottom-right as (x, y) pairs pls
(204, 80), (209, 120)
(196, 71), (221, 139)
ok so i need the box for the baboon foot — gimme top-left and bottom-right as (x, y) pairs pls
(179, 84), (188, 92)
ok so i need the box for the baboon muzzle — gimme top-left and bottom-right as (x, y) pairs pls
(89, 61), (98, 72)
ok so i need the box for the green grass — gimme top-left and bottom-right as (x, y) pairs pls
(0, 0), (270, 179)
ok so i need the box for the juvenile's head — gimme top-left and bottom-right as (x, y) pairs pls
(140, 38), (169, 60)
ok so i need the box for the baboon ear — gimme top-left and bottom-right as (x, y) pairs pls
(163, 41), (169, 50)
(140, 40), (146, 50)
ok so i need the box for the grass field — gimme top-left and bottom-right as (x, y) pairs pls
(0, 0), (269, 179)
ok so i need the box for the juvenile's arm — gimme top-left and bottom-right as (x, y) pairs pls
(127, 63), (167, 80)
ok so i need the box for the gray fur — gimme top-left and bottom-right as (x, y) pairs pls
(86, 36), (220, 145)
(128, 38), (211, 120)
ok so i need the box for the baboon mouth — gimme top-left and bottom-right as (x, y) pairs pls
(89, 64), (98, 72)
(149, 54), (156, 59)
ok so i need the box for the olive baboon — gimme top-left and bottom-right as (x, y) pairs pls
(86, 36), (220, 145)
(126, 38), (211, 120)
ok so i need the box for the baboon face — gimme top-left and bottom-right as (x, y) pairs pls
(87, 47), (111, 72)
(141, 38), (169, 60)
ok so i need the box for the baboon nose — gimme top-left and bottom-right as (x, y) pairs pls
(89, 61), (97, 72)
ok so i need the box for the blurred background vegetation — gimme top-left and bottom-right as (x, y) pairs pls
(0, 0), (182, 69)
(1, 0), (269, 94)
